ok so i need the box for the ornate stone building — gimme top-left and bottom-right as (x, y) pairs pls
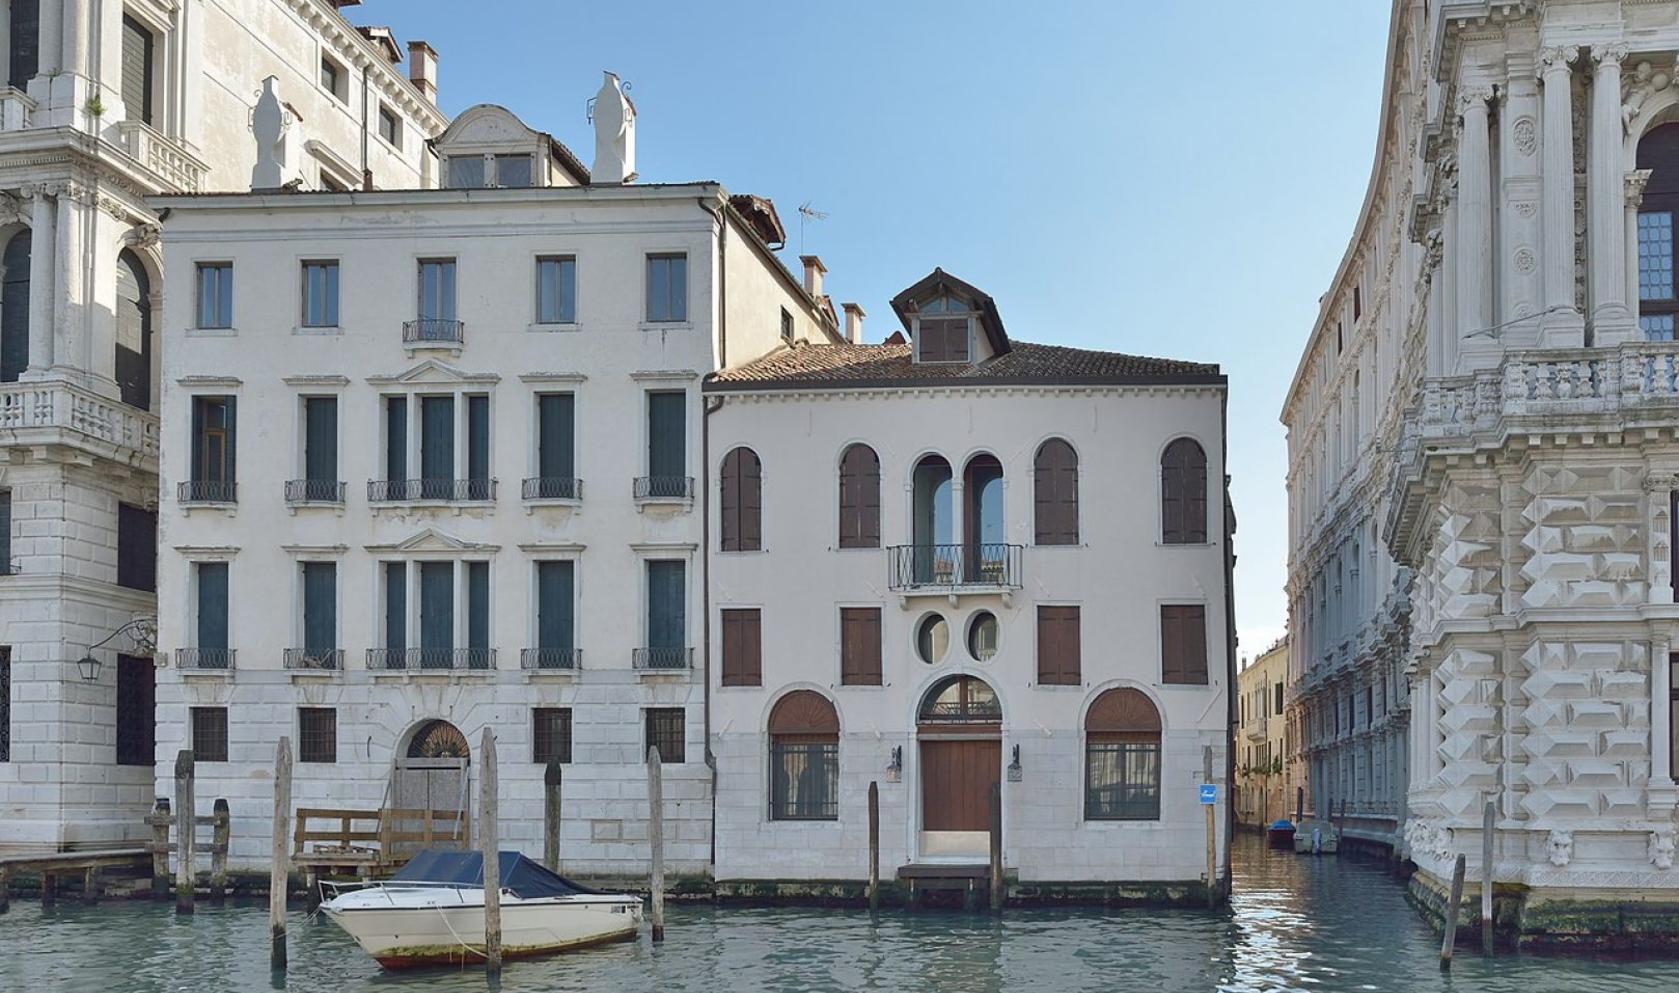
(1288, 0), (1679, 944)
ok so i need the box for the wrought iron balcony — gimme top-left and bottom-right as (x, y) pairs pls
(521, 647), (582, 670)
(522, 476), (583, 501)
(285, 479), (346, 505)
(365, 647), (496, 671)
(367, 478), (497, 503)
(887, 543), (1023, 592)
(402, 318), (465, 345)
(178, 479), (237, 504)
(633, 475), (694, 500)
(283, 648), (344, 671)
(175, 648), (236, 671)
(632, 647), (693, 670)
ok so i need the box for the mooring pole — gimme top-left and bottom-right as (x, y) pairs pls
(271, 737), (292, 973)
(988, 782), (1004, 913)
(544, 759), (563, 873)
(1481, 798), (1495, 955)
(1440, 853), (1467, 968)
(867, 781), (880, 913)
(150, 797), (170, 900)
(83, 867), (98, 904)
(482, 729), (502, 977)
(648, 745), (665, 943)
(210, 798), (230, 901)
(175, 749), (196, 915)
(0, 864), (9, 914)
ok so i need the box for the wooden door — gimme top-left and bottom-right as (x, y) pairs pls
(920, 739), (1001, 832)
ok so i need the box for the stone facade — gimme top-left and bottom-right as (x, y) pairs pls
(1236, 638), (1291, 829)
(0, 0), (443, 852)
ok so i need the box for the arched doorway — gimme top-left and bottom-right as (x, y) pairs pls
(917, 675), (1001, 859)
(390, 719), (472, 856)
(114, 249), (152, 409)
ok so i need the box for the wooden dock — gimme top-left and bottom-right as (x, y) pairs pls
(0, 848), (152, 911)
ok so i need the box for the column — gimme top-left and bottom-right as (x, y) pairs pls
(25, 189), (55, 375)
(1538, 47), (1583, 343)
(1589, 43), (1637, 343)
(51, 187), (85, 379)
(1627, 169), (1652, 327)
(62, 0), (91, 81)
(1456, 86), (1495, 364)
(1655, 638), (1673, 785)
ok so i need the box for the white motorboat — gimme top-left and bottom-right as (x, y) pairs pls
(321, 850), (642, 969)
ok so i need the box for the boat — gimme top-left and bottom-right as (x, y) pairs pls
(1292, 820), (1339, 855)
(1266, 819), (1296, 850)
(321, 849), (643, 969)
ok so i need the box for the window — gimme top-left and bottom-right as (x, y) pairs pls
(1085, 687), (1162, 821)
(643, 391), (687, 497)
(295, 396), (339, 502)
(646, 253), (687, 323)
(768, 691), (840, 821)
(1033, 438), (1079, 545)
(380, 561), (406, 663)
(910, 455), (953, 583)
(840, 607), (881, 686)
(191, 707), (229, 763)
(962, 453), (1004, 583)
(8, 0), (38, 89)
(115, 655), (155, 767)
(1161, 437), (1208, 544)
(300, 561), (337, 662)
(1275, 681), (1285, 715)
(446, 154), (533, 189)
(533, 708), (572, 764)
(1670, 653), (1678, 777)
(1161, 604), (1209, 685)
(0, 647), (9, 762)
(1637, 123), (1679, 340)
(915, 613), (949, 665)
(383, 396), (407, 487)
(0, 488), (10, 575)
(720, 608), (761, 687)
(780, 307), (794, 343)
(1352, 285), (1362, 321)
(1, 231), (31, 383)
(194, 561), (230, 667)
(187, 395), (236, 502)
(645, 708), (685, 763)
(967, 610), (998, 661)
(532, 560), (575, 666)
(915, 295), (970, 363)
(378, 104), (401, 148)
(196, 263), (233, 329)
(301, 261), (339, 327)
(529, 393), (576, 499)
(643, 560), (686, 668)
(536, 257), (577, 324)
(117, 503), (156, 591)
(1036, 605), (1080, 685)
(115, 249), (152, 409)
(121, 15), (154, 125)
(320, 55), (345, 101)
(418, 258), (457, 322)
(299, 707), (337, 763)
(377, 393), (491, 501)
(447, 155), (485, 188)
(719, 447), (762, 551)
(837, 444), (880, 548)
(494, 154), (532, 188)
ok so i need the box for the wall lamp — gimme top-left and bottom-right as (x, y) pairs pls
(76, 616), (158, 682)
(886, 745), (903, 783)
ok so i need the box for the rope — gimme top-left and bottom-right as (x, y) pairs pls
(433, 898), (489, 960)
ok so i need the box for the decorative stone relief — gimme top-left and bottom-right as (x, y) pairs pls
(1547, 828), (1574, 866)
(1518, 464), (1645, 610)
(1622, 59), (1676, 133)
(1513, 115), (1537, 156)
(1518, 640), (1650, 821)
(1652, 827), (1676, 870)
(1420, 480), (1503, 624)
(1647, 472), (1675, 601)
(1515, 247), (1537, 273)
(1434, 646), (1502, 816)
(1514, 200), (1537, 219)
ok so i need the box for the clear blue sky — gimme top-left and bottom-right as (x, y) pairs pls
(368, 0), (1392, 660)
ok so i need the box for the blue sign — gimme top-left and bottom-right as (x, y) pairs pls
(1198, 784), (1218, 805)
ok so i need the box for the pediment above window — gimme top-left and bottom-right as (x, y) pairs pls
(366, 527), (500, 555)
(366, 358), (500, 388)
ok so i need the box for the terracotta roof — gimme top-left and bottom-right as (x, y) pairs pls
(706, 340), (1222, 391)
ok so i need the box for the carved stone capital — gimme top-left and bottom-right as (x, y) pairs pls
(1627, 168), (1654, 208)
(1592, 42), (1630, 69)
(1645, 469), (1678, 493)
(1458, 84), (1496, 115)
(1538, 45), (1579, 77)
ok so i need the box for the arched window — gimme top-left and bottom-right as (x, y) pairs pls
(1161, 438), (1208, 544)
(7, 1), (39, 90)
(1033, 438), (1078, 545)
(918, 675), (1001, 724)
(962, 453), (1003, 582)
(768, 690), (839, 821)
(837, 443), (880, 548)
(910, 455), (953, 583)
(115, 249), (153, 410)
(719, 446), (761, 551)
(1637, 122), (1679, 340)
(0, 230), (30, 383)
(1084, 687), (1162, 821)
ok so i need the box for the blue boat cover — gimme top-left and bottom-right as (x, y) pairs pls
(393, 850), (600, 898)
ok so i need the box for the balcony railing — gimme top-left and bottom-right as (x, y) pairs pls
(522, 476), (583, 501)
(632, 647), (693, 670)
(521, 648), (582, 670)
(179, 480), (237, 504)
(283, 648), (344, 671)
(887, 543), (1023, 592)
(402, 319), (465, 345)
(118, 119), (209, 192)
(0, 86), (35, 131)
(0, 381), (160, 465)
(634, 475), (694, 500)
(176, 648), (236, 671)
(365, 647), (497, 671)
(368, 478), (497, 503)
(285, 479), (346, 505)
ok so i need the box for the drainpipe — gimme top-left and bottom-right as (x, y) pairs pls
(698, 195), (727, 873)
(360, 63), (372, 191)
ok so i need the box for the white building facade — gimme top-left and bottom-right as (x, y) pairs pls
(1287, 0), (1679, 945)
(1236, 638), (1291, 830)
(0, 0), (443, 852)
(704, 271), (1234, 898)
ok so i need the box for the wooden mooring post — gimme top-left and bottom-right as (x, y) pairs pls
(271, 737), (292, 973)
(149, 797), (170, 900)
(482, 729), (502, 978)
(83, 867), (98, 904)
(648, 745), (665, 943)
(210, 798), (230, 901)
(544, 759), (562, 872)
(175, 749), (196, 915)
(988, 782), (1003, 913)
(1481, 799), (1495, 955)
(0, 864), (9, 914)
(1440, 853), (1467, 968)
(867, 781), (880, 913)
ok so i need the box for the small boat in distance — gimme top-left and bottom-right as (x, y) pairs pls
(1266, 819), (1296, 850)
(321, 850), (642, 969)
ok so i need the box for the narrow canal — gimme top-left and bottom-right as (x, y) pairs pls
(0, 835), (1667, 992)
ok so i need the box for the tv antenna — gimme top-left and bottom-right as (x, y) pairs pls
(798, 201), (828, 255)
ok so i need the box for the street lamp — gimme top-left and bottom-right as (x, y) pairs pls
(76, 616), (158, 682)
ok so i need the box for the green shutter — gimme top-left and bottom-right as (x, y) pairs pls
(647, 560), (685, 650)
(305, 397), (337, 484)
(197, 562), (228, 653)
(538, 394), (574, 478)
(302, 562), (336, 656)
(385, 397), (407, 481)
(384, 562), (406, 653)
(420, 396), (454, 488)
(419, 562), (453, 655)
(647, 392), (685, 478)
(467, 395), (489, 484)
(467, 561), (489, 653)
(537, 561), (574, 652)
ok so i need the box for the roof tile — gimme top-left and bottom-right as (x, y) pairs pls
(707, 340), (1221, 390)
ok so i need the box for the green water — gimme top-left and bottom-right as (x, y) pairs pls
(0, 836), (1670, 992)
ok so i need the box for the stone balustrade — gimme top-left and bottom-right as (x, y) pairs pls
(1418, 341), (1679, 438)
(0, 380), (159, 467)
(0, 87), (34, 131)
(117, 120), (208, 193)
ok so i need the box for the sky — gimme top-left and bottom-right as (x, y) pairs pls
(365, 0), (1393, 661)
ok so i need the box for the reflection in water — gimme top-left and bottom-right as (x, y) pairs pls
(0, 835), (1667, 993)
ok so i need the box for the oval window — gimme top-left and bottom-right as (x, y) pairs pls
(967, 611), (998, 661)
(915, 614), (949, 664)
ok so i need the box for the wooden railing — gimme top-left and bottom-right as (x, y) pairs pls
(292, 807), (470, 866)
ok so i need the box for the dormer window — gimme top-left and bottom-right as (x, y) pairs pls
(447, 153), (535, 189)
(914, 294), (972, 364)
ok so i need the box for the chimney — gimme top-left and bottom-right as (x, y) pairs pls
(408, 41), (438, 104)
(591, 71), (637, 184)
(842, 303), (865, 344)
(800, 255), (826, 299)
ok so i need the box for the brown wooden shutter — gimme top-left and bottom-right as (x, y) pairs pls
(741, 448), (762, 551)
(1034, 439), (1079, 545)
(1161, 604), (1208, 684)
(721, 608), (761, 687)
(720, 448), (740, 551)
(841, 607), (881, 685)
(1036, 606), (1080, 685)
(839, 445), (880, 548)
(1162, 439), (1207, 544)
(1160, 605), (1183, 683)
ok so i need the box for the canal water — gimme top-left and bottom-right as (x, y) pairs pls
(0, 835), (1669, 992)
